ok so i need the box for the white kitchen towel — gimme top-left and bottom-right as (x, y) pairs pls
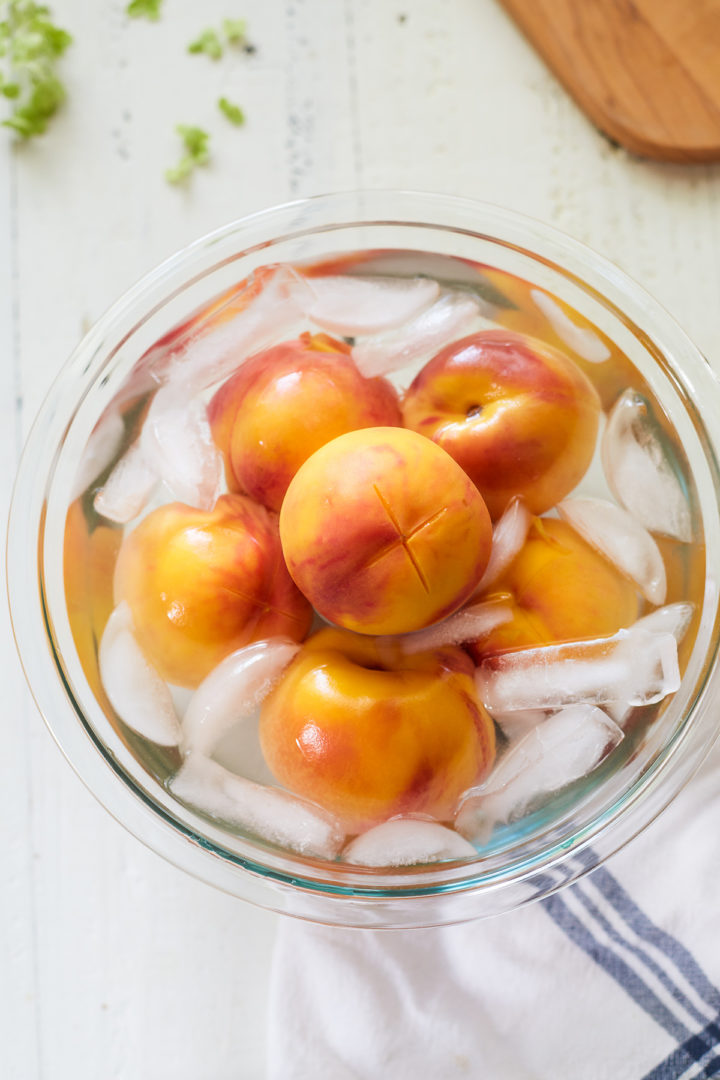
(268, 738), (720, 1080)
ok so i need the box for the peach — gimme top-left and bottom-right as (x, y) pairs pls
(259, 627), (496, 832)
(279, 427), (493, 636)
(469, 517), (639, 661)
(208, 333), (402, 512)
(401, 329), (602, 519)
(113, 494), (313, 688)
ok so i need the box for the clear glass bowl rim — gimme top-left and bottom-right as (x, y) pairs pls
(8, 189), (720, 928)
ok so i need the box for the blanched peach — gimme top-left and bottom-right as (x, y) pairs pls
(259, 627), (496, 832)
(402, 329), (601, 519)
(114, 494), (312, 688)
(469, 517), (639, 661)
(279, 427), (493, 636)
(208, 334), (402, 512)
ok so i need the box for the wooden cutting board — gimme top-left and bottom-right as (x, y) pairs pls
(498, 0), (720, 162)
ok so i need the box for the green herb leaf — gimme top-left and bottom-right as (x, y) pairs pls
(222, 18), (247, 44)
(126, 0), (163, 20)
(217, 96), (244, 126)
(0, 1), (73, 138)
(187, 28), (223, 60)
(166, 124), (211, 184)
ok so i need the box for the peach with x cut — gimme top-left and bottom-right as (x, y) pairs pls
(113, 494), (313, 688)
(279, 427), (492, 635)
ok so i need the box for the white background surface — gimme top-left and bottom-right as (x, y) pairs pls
(2, 2), (720, 1078)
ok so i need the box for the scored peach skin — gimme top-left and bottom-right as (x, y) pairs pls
(114, 494), (313, 688)
(469, 516), (639, 662)
(208, 333), (401, 512)
(402, 329), (602, 520)
(279, 427), (493, 636)
(259, 627), (496, 833)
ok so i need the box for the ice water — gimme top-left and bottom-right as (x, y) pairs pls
(63, 249), (704, 867)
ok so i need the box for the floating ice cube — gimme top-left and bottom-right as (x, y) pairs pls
(600, 604), (695, 727)
(634, 602), (694, 643)
(475, 496), (532, 594)
(93, 439), (158, 524)
(476, 628), (680, 714)
(342, 818), (476, 867)
(71, 408), (126, 501)
(98, 602), (181, 746)
(140, 385), (223, 510)
(605, 701), (634, 728)
(396, 599), (512, 655)
(182, 638), (301, 757)
(602, 389), (692, 542)
(493, 709), (550, 742)
(530, 289), (611, 363)
(149, 264), (312, 394)
(455, 705), (623, 840)
(558, 496), (666, 605)
(169, 755), (345, 859)
(351, 292), (482, 377)
(301, 275), (439, 337)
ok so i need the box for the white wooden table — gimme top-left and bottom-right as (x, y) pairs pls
(2, 2), (720, 1077)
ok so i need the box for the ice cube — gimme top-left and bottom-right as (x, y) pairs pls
(493, 709), (550, 742)
(601, 604), (694, 727)
(149, 264), (312, 394)
(558, 496), (666, 605)
(455, 705), (623, 840)
(351, 292), (482, 377)
(474, 496), (532, 594)
(98, 602), (181, 746)
(93, 440), (158, 524)
(182, 638), (301, 757)
(395, 599), (512, 655)
(140, 385), (223, 510)
(602, 389), (692, 542)
(634, 602), (694, 642)
(301, 275), (439, 337)
(530, 289), (611, 364)
(169, 755), (345, 859)
(605, 701), (634, 727)
(342, 818), (476, 867)
(71, 408), (126, 501)
(476, 628), (680, 714)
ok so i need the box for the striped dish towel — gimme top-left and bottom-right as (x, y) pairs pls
(267, 739), (720, 1080)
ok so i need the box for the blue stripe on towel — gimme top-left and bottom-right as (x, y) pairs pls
(541, 892), (690, 1042)
(540, 854), (720, 1078)
(585, 863), (720, 1014)
(641, 1015), (720, 1080)
(571, 882), (713, 1029)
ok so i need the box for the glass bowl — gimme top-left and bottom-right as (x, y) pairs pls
(8, 190), (720, 929)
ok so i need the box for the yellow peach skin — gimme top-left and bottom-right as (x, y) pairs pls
(279, 427), (493, 636)
(208, 333), (402, 512)
(402, 329), (601, 520)
(469, 517), (639, 662)
(114, 494), (313, 688)
(259, 628), (496, 833)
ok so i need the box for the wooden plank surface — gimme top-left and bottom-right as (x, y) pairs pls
(499, 0), (720, 162)
(2, 2), (720, 1078)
